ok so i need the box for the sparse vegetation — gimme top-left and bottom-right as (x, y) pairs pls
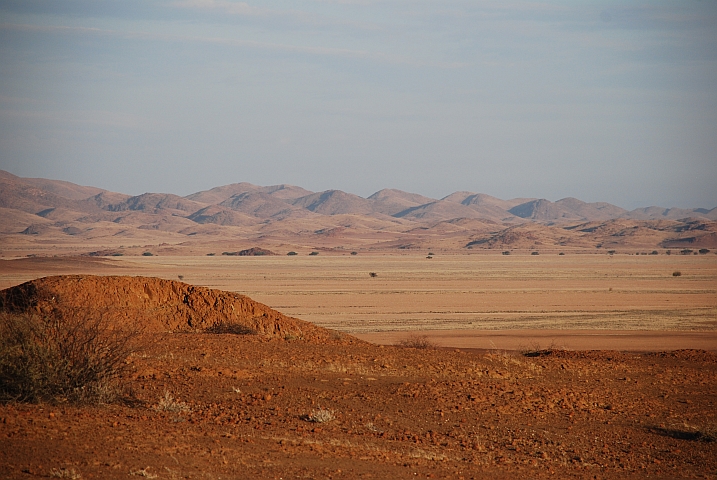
(50, 468), (82, 479)
(303, 407), (335, 423)
(154, 391), (189, 413)
(205, 322), (257, 335)
(0, 310), (142, 404)
(396, 334), (437, 349)
(681, 249), (693, 255)
(177, 275), (184, 281)
(608, 250), (616, 255)
(129, 467), (158, 478)
(369, 272), (378, 278)
(520, 341), (563, 357)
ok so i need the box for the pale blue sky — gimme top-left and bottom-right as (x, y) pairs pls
(1, 0), (715, 209)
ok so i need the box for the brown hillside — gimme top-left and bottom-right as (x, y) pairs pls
(0, 275), (353, 344)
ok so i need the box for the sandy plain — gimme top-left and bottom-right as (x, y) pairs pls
(1, 253), (715, 351)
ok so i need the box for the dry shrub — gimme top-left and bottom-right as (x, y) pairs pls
(154, 391), (189, 413)
(0, 309), (143, 404)
(204, 321), (257, 335)
(396, 334), (437, 349)
(672, 271), (682, 277)
(303, 407), (335, 423)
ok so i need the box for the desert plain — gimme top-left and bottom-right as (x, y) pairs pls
(0, 253), (716, 479)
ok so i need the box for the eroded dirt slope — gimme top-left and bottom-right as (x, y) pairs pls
(0, 275), (354, 344)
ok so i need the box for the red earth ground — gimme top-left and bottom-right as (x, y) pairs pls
(0, 276), (716, 479)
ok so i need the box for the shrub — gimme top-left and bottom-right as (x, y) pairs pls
(50, 468), (82, 479)
(154, 391), (189, 413)
(309, 251), (319, 256)
(0, 310), (142, 404)
(699, 249), (710, 254)
(369, 272), (378, 278)
(673, 271), (682, 277)
(303, 407), (335, 423)
(287, 251), (298, 256)
(205, 322), (256, 335)
(141, 252), (153, 256)
(531, 251), (539, 255)
(350, 251), (358, 255)
(396, 334), (437, 349)
(502, 251), (510, 255)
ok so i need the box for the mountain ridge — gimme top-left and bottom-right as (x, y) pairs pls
(1, 170), (715, 253)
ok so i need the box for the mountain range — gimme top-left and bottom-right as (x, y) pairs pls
(1, 169), (715, 255)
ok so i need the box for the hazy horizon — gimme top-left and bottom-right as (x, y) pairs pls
(1, 1), (716, 210)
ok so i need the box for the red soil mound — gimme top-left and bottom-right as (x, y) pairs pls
(0, 275), (354, 344)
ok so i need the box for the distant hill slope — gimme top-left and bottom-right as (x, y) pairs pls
(292, 190), (375, 216)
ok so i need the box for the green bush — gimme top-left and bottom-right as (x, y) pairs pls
(0, 310), (142, 404)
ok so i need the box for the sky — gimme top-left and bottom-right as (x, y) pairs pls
(0, 0), (716, 209)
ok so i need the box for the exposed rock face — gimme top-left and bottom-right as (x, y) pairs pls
(0, 275), (350, 343)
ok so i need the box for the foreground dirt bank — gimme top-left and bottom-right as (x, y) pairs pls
(357, 329), (717, 352)
(1, 333), (715, 479)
